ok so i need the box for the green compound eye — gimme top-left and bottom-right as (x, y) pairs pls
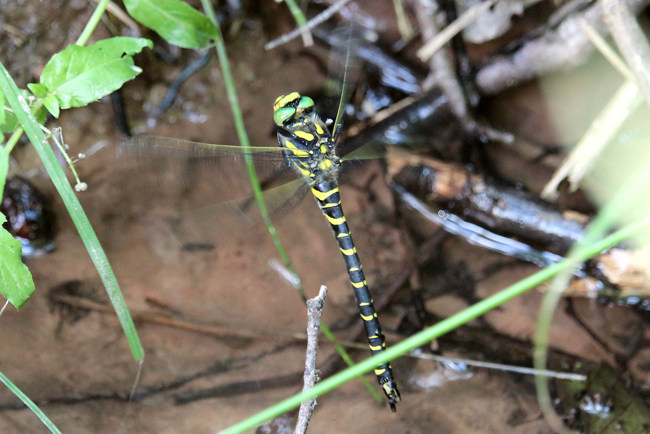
(297, 96), (314, 111)
(273, 107), (296, 126)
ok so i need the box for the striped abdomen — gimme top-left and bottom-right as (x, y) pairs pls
(311, 178), (401, 410)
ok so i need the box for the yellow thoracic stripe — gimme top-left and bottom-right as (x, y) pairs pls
(311, 187), (339, 201)
(284, 140), (309, 157)
(314, 122), (324, 134)
(374, 368), (387, 375)
(294, 130), (315, 141)
(289, 148), (309, 158)
(294, 164), (310, 177)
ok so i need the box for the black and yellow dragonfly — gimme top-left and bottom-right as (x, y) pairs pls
(128, 88), (401, 410)
(273, 90), (400, 409)
(126, 28), (402, 408)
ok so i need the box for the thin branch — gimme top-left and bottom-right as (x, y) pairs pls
(295, 286), (328, 434)
(410, 350), (588, 381)
(265, 0), (352, 50)
(600, 0), (650, 106)
(416, 0), (498, 62)
(414, 0), (468, 119)
(475, 0), (648, 95)
(282, 0), (314, 47)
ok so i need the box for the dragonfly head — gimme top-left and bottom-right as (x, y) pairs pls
(273, 92), (315, 126)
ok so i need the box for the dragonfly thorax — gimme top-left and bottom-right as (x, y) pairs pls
(274, 92), (340, 184)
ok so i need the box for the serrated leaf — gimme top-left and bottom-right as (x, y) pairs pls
(124, 0), (218, 49)
(38, 37), (152, 109)
(43, 94), (60, 118)
(0, 212), (35, 309)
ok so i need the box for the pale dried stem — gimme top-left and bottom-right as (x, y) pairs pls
(295, 285), (328, 434)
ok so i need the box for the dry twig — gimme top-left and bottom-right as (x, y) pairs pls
(414, 0), (468, 119)
(265, 0), (352, 50)
(295, 286), (328, 434)
(600, 0), (650, 105)
(475, 0), (649, 95)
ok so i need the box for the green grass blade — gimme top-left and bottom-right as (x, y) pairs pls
(75, 0), (110, 46)
(0, 61), (144, 361)
(282, 0), (309, 29)
(534, 153), (650, 430)
(0, 371), (62, 433)
(280, 0), (313, 46)
(221, 216), (650, 433)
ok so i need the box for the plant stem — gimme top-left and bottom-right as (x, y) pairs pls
(76, 0), (111, 46)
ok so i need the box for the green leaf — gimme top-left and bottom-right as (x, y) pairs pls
(42, 94), (60, 118)
(26, 83), (47, 98)
(0, 145), (8, 194)
(0, 89), (5, 126)
(37, 37), (152, 110)
(0, 212), (35, 309)
(124, 0), (218, 49)
(0, 145), (30, 309)
(0, 90), (46, 134)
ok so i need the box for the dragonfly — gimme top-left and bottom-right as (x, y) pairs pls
(273, 90), (401, 410)
(126, 33), (401, 411)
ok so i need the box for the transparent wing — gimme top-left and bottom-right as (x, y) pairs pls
(115, 134), (310, 249)
(121, 135), (290, 172)
(122, 135), (289, 157)
(168, 178), (313, 254)
(265, 179), (311, 220)
(187, 177), (309, 229)
(119, 135), (297, 194)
